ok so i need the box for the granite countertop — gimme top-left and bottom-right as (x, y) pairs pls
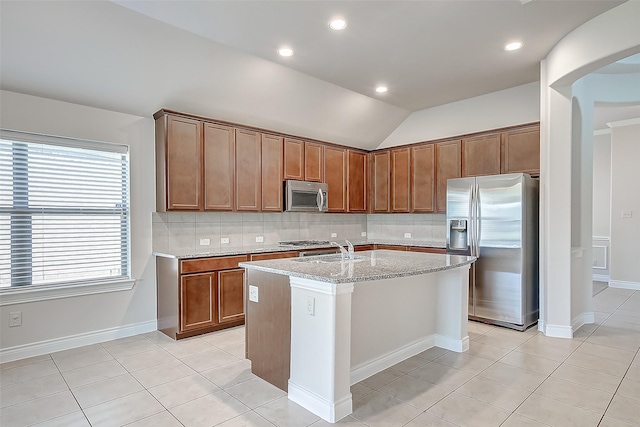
(239, 250), (475, 284)
(153, 240), (446, 259)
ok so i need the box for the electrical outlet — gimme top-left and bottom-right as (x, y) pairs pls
(249, 285), (259, 303)
(199, 238), (210, 246)
(361, 231), (367, 237)
(331, 232), (337, 238)
(404, 232), (412, 238)
(622, 210), (633, 218)
(306, 296), (315, 316)
(9, 311), (22, 327)
(255, 236), (264, 243)
(221, 237), (230, 244)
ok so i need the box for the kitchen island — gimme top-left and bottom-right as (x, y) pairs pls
(240, 250), (475, 423)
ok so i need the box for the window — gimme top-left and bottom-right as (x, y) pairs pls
(0, 129), (130, 300)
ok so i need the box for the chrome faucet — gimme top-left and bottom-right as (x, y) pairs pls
(345, 239), (354, 259)
(331, 241), (350, 261)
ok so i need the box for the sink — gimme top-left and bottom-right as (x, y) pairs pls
(292, 255), (366, 264)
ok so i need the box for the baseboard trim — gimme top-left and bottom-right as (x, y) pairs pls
(610, 280), (640, 291)
(571, 312), (595, 334)
(0, 320), (158, 363)
(592, 274), (610, 283)
(542, 323), (573, 339)
(435, 334), (469, 352)
(350, 335), (435, 385)
(288, 381), (352, 423)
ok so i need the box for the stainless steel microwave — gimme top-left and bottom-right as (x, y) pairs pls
(285, 180), (328, 212)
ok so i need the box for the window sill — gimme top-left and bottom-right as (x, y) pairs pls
(0, 279), (136, 306)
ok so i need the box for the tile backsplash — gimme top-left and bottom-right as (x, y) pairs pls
(152, 212), (446, 254)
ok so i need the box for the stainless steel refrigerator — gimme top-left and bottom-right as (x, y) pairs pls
(446, 173), (539, 330)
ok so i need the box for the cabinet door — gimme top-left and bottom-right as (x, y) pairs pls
(261, 134), (284, 212)
(324, 146), (347, 212)
(435, 140), (461, 213)
(372, 151), (390, 212)
(462, 133), (501, 177)
(235, 129), (262, 211)
(347, 150), (367, 212)
(411, 145), (435, 213)
(218, 268), (245, 323)
(391, 148), (411, 213)
(284, 138), (304, 181)
(305, 141), (324, 182)
(180, 272), (216, 332)
(204, 123), (234, 211)
(166, 116), (202, 210)
(502, 125), (540, 175)
(375, 244), (407, 251)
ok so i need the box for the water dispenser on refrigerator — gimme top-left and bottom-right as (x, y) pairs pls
(448, 219), (468, 252)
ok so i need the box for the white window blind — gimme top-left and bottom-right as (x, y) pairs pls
(0, 129), (130, 290)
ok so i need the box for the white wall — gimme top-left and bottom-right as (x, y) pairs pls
(378, 82), (540, 148)
(592, 132), (611, 280)
(0, 91), (157, 360)
(610, 121), (640, 288)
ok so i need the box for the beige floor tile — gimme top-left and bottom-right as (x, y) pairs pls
(500, 413), (551, 427)
(586, 326), (640, 352)
(217, 411), (279, 427)
(433, 352), (494, 374)
(61, 360), (128, 389)
(625, 365), (640, 382)
(604, 319), (640, 333)
(225, 377), (285, 409)
(51, 347), (114, 372)
(408, 361), (475, 391)
(427, 391), (510, 427)
(148, 374), (220, 409)
(378, 374), (450, 410)
(617, 376), (640, 402)
(124, 410), (184, 427)
(564, 350), (629, 377)
(479, 362), (547, 391)
(117, 349), (176, 372)
(598, 415), (639, 427)
(71, 373), (144, 409)
(200, 329), (245, 348)
(390, 355), (429, 373)
(472, 331), (529, 350)
(498, 350), (561, 375)
(0, 354), (51, 371)
(515, 393), (601, 427)
(633, 352), (640, 367)
(572, 341), (636, 364)
(83, 390), (165, 427)
(0, 373), (68, 408)
(350, 383), (374, 401)
(351, 390), (422, 427)
(467, 321), (496, 335)
(360, 368), (404, 390)
(311, 414), (368, 426)
(100, 335), (149, 349)
(31, 411), (90, 427)
(456, 376), (530, 412)
(254, 396), (320, 427)
(0, 359), (60, 387)
(534, 377), (613, 414)
(158, 338), (216, 359)
(415, 347), (450, 361)
(200, 359), (255, 389)
(131, 359), (196, 389)
(466, 342), (511, 361)
(595, 311), (612, 324)
(170, 391), (250, 427)
(222, 342), (246, 359)
(605, 395), (640, 425)
(404, 412), (458, 426)
(0, 390), (80, 427)
(102, 338), (160, 359)
(515, 337), (581, 362)
(551, 363), (622, 393)
(50, 344), (103, 359)
(142, 330), (177, 346)
(180, 348), (239, 372)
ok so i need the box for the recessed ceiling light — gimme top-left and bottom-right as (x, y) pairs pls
(278, 48), (294, 57)
(375, 86), (388, 93)
(329, 19), (347, 31)
(505, 42), (523, 51)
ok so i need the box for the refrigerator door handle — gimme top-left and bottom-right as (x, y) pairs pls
(469, 184), (475, 256)
(475, 185), (480, 257)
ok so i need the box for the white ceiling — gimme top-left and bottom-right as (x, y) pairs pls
(0, 1), (630, 149)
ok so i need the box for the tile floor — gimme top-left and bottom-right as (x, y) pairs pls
(1, 286), (639, 427)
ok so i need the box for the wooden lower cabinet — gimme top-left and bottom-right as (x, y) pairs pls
(180, 272), (216, 332)
(374, 244), (408, 251)
(218, 269), (245, 324)
(408, 246), (446, 254)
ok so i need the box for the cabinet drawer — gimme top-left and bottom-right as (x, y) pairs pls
(408, 246), (446, 254)
(250, 251), (298, 261)
(375, 244), (408, 251)
(181, 255), (248, 274)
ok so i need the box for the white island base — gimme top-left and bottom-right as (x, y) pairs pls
(286, 265), (470, 423)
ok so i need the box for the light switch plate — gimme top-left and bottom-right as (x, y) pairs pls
(404, 232), (412, 238)
(622, 210), (633, 218)
(9, 311), (21, 327)
(361, 232), (367, 237)
(221, 237), (230, 244)
(199, 238), (210, 246)
(255, 236), (264, 243)
(331, 232), (337, 238)
(306, 296), (315, 316)
(249, 285), (259, 303)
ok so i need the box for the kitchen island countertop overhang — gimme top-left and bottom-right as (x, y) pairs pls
(241, 250), (476, 423)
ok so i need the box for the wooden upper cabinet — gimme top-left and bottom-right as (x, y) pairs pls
(235, 129), (262, 211)
(324, 146), (347, 212)
(435, 140), (461, 213)
(502, 125), (540, 175)
(203, 123), (234, 211)
(163, 115), (203, 211)
(462, 133), (501, 177)
(261, 134), (284, 212)
(347, 150), (367, 213)
(284, 138), (304, 181)
(390, 148), (411, 213)
(304, 141), (324, 182)
(372, 151), (390, 213)
(411, 144), (435, 213)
